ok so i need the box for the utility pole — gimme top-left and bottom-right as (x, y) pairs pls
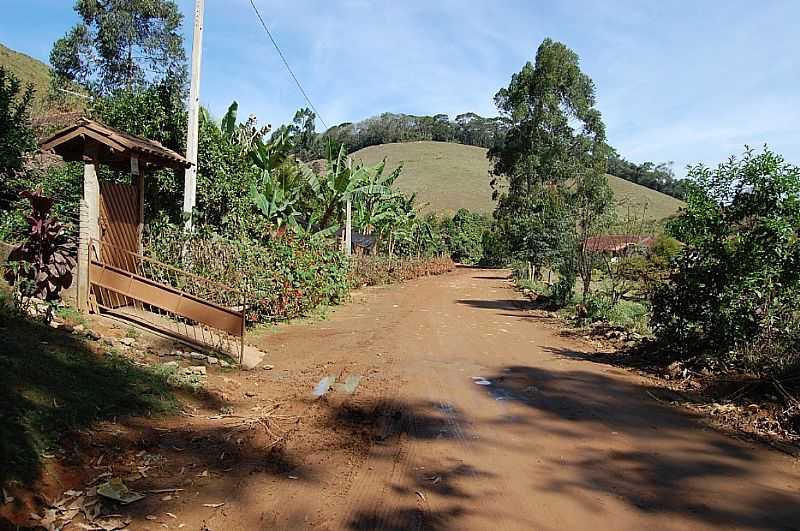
(345, 158), (352, 256)
(183, 0), (205, 229)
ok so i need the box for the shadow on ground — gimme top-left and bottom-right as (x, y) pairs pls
(0, 310), (312, 529)
(474, 364), (800, 529)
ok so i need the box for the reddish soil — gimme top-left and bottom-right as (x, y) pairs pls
(6, 267), (800, 530)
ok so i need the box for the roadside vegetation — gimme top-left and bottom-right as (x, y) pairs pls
(487, 39), (800, 442)
(1, 0), (798, 500)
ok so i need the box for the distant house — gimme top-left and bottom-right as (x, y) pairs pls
(586, 235), (655, 254)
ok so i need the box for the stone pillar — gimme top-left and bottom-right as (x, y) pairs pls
(77, 162), (100, 312)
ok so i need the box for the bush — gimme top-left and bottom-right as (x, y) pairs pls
(146, 225), (350, 323)
(443, 209), (488, 265)
(651, 148), (800, 371)
(349, 255), (454, 286)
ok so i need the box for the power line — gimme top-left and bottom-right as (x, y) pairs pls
(248, 0), (329, 130)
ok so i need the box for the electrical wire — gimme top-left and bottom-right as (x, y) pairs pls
(247, 0), (329, 130)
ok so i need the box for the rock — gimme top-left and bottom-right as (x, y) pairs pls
(73, 324), (85, 333)
(118, 337), (136, 346)
(188, 366), (207, 376)
(262, 364), (274, 371)
(190, 352), (207, 361)
(219, 360), (231, 368)
(61, 324), (75, 333)
(48, 321), (62, 329)
(85, 330), (101, 341)
(206, 356), (219, 365)
(244, 391), (256, 398)
(666, 361), (683, 380)
(170, 350), (184, 357)
(164, 361), (180, 369)
(102, 337), (115, 346)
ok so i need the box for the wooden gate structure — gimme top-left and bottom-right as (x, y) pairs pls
(40, 118), (246, 360)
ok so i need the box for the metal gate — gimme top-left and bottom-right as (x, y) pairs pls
(99, 181), (141, 270)
(88, 240), (246, 361)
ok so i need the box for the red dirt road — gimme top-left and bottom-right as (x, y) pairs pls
(79, 267), (800, 530)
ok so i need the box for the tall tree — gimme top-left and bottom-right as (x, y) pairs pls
(50, 0), (187, 95)
(489, 38), (612, 301)
(0, 67), (35, 179)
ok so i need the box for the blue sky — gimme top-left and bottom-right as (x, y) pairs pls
(2, 0), (799, 177)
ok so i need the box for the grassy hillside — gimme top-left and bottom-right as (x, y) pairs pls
(353, 141), (684, 220)
(0, 43), (52, 113)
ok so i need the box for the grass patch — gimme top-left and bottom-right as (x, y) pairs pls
(0, 310), (179, 485)
(353, 141), (684, 219)
(54, 305), (88, 327)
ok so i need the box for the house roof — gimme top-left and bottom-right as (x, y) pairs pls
(39, 117), (191, 171)
(586, 235), (655, 253)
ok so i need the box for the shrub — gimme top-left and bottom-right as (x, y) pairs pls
(651, 148), (800, 371)
(349, 255), (454, 287)
(146, 225), (349, 323)
(3, 191), (77, 317)
(443, 209), (487, 265)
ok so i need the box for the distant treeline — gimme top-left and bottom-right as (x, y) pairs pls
(607, 155), (687, 199)
(288, 109), (686, 200)
(321, 112), (510, 153)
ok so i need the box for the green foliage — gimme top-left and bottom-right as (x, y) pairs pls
(319, 111), (509, 157)
(579, 294), (650, 335)
(651, 147), (800, 371)
(489, 38), (613, 303)
(0, 66), (36, 176)
(89, 78), (188, 221)
(443, 208), (487, 265)
(0, 162), (83, 242)
(608, 153), (687, 199)
(146, 225), (350, 323)
(50, 0), (187, 95)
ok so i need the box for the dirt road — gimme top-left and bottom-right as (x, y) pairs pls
(126, 268), (800, 530)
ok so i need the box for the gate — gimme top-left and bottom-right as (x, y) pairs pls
(89, 239), (246, 362)
(99, 181), (141, 269)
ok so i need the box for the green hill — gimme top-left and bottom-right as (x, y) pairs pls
(352, 141), (684, 220)
(0, 43), (52, 114)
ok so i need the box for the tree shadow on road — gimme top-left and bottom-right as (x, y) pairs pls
(456, 299), (529, 312)
(474, 364), (800, 529)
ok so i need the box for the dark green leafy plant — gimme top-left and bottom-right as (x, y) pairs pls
(4, 190), (77, 305)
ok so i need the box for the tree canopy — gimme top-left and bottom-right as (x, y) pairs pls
(489, 38), (613, 301)
(50, 0), (187, 95)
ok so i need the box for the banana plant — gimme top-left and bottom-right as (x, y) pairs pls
(249, 169), (302, 232)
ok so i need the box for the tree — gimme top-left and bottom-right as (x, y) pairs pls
(651, 147), (800, 369)
(443, 209), (487, 265)
(50, 0), (187, 95)
(0, 67), (36, 178)
(289, 107), (318, 161)
(89, 76), (188, 221)
(489, 38), (612, 302)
